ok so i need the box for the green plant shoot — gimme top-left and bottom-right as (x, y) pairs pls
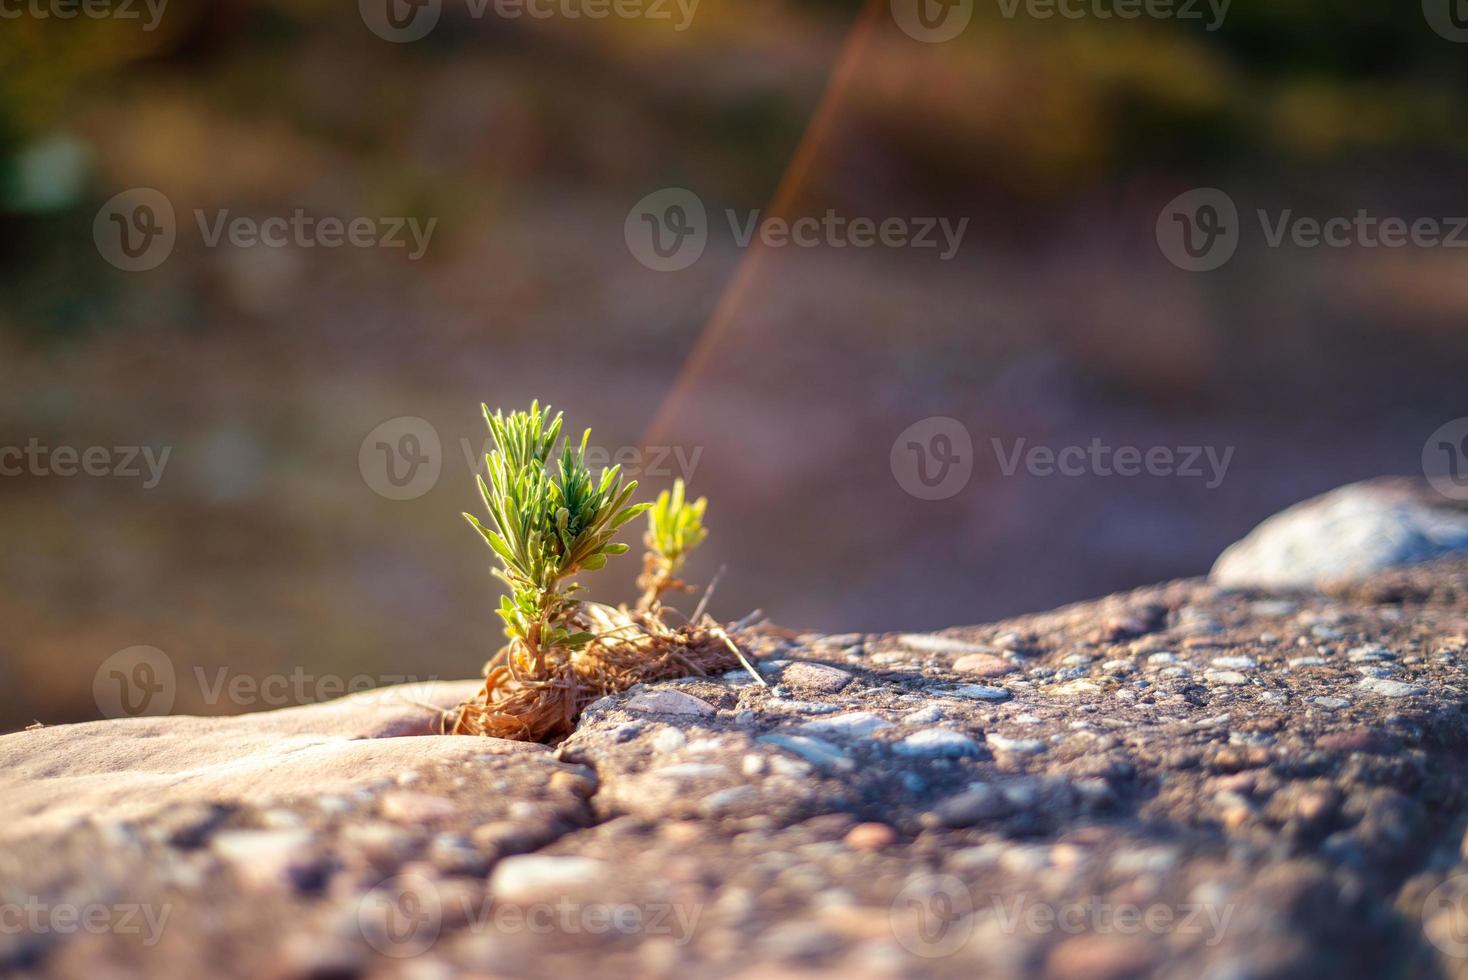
(638, 478), (708, 610)
(463, 402), (648, 667)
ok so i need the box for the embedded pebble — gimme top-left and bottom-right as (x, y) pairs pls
(428, 834), (488, 876)
(953, 653), (1015, 678)
(1347, 645), (1395, 663)
(758, 734), (855, 773)
(799, 712), (892, 738)
(782, 662), (854, 694)
(936, 785), (1011, 826)
(950, 685), (1013, 702)
(1205, 671), (1250, 686)
(900, 633), (989, 655)
(700, 786), (757, 816)
(627, 689), (717, 716)
(1211, 656), (1258, 670)
(767, 699), (842, 715)
(986, 733), (1047, 755)
(904, 705), (945, 725)
(380, 792), (457, 824)
(211, 830), (315, 888)
(892, 728), (983, 758)
(654, 763), (728, 780)
(769, 755), (814, 778)
(490, 856), (607, 902)
(844, 823), (897, 850)
(1357, 678), (1425, 698)
(652, 727), (688, 753)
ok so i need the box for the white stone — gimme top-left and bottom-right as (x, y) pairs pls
(626, 689), (716, 716)
(892, 729), (982, 758)
(799, 712), (892, 738)
(950, 685), (1012, 702)
(651, 727), (688, 753)
(1205, 670), (1250, 686)
(490, 856), (606, 902)
(211, 829), (313, 887)
(653, 763), (727, 780)
(986, 733), (1047, 755)
(1357, 678), (1425, 698)
(899, 634), (989, 655)
(758, 734), (854, 773)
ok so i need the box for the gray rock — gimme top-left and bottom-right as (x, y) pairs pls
(626, 689), (717, 716)
(798, 712), (892, 738)
(1205, 670), (1250, 686)
(700, 786), (758, 817)
(1356, 678), (1425, 698)
(899, 633), (989, 655)
(757, 734), (855, 773)
(986, 733), (1047, 755)
(490, 855), (606, 902)
(1347, 645), (1395, 663)
(950, 684), (1013, 702)
(1212, 478), (1468, 589)
(893, 728), (983, 758)
(781, 662), (854, 694)
(651, 727), (688, 753)
(936, 785), (1011, 826)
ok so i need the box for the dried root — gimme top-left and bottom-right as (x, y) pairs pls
(445, 603), (751, 742)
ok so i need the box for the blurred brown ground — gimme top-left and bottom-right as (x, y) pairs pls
(1, 1), (1466, 729)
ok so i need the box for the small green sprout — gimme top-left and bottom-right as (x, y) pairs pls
(637, 478), (708, 611)
(463, 402), (648, 670)
(451, 402), (758, 740)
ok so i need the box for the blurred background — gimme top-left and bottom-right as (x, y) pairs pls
(2, 0), (1467, 730)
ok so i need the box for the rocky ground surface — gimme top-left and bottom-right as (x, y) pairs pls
(5, 555), (1468, 977)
